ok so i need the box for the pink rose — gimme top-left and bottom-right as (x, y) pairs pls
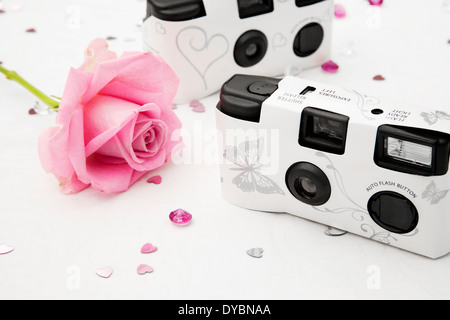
(38, 39), (182, 194)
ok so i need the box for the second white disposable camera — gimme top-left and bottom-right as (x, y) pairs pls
(216, 74), (450, 259)
(143, 0), (333, 104)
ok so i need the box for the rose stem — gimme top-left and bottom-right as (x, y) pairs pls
(0, 64), (59, 110)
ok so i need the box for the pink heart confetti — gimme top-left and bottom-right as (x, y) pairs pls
(141, 243), (158, 254)
(96, 266), (113, 278)
(169, 208), (192, 225)
(26, 28), (36, 33)
(28, 108), (37, 115)
(444, 1), (450, 13)
(137, 264), (154, 275)
(368, 0), (383, 6)
(147, 175), (162, 184)
(373, 75), (386, 81)
(192, 105), (205, 113)
(334, 4), (346, 18)
(10, 4), (22, 12)
(171, 103), (178, 110)
(189, 100), (202, 108)
(0, 9), (5, 14)
(189, 100), (205, 113)
(321, 60), (339, 73)
(0, 244), (14, 255)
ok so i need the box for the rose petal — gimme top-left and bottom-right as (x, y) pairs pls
(78, 38), (117, 73)
(83, 52), (179, 108)
(59, 173), (90, 195)
(85, 156), (135, 194)
(82, 53), (161, 105)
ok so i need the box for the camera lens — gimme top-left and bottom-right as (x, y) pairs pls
(234, 30), (268, 67)
(299, 107), (349, 155)
(295, 177), (318, 199)
(286, 162), (331, 206)
(245, 43), (258, 58)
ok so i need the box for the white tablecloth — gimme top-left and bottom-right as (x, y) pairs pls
(0, 0), (450, 300)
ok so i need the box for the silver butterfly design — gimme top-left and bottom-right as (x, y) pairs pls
(361, 224), (398, 245)
(223, 139), (285, 195)
(422, 181), (449, 205)
(420, 110), (450, 125)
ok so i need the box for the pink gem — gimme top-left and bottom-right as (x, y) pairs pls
(169, 209), (192, 225)
(321, 60), (339, 73)
(334, 4), (346, 18)
(368, 0), (383, 6)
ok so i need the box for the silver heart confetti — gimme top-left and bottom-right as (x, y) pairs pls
(324, 226), (348, 237)
(246, 248), (264, 258)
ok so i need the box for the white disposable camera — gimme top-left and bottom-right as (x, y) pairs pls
(216, 74), (450, 259)
(143, 0), (333, 104)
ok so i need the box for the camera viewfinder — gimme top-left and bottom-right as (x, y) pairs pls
(237, 0), (274, 19)
(299, 107), (350, 155)
(295, 0), (326, 7)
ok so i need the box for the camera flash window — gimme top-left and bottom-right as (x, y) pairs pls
(385, 137), (433, 168)
(374, 125), (450, 176)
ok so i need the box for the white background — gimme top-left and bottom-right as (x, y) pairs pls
(0, 0), (450, 300)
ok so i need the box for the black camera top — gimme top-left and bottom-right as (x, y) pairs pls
(217, 74), (281, 123)
(146, 0), (328, 21)
(146, 0), (206, 21)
